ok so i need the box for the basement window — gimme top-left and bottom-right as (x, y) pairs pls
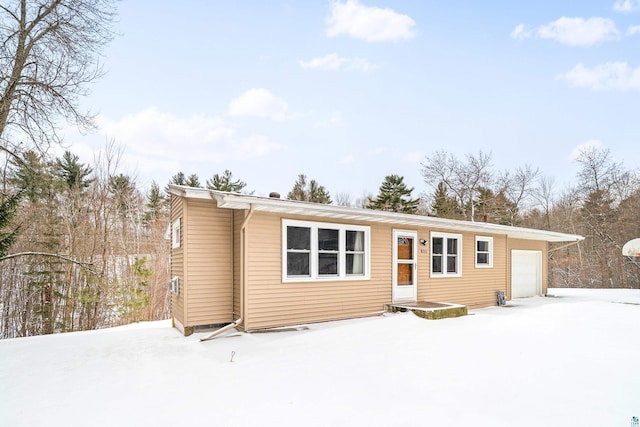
(283, 219), (370, 282)
(475, 236), (493, 268)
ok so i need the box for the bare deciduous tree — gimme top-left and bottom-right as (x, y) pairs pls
(496, 165), (539, 225)
(0, 0), (116, 154)
(421, 150), (493, 220)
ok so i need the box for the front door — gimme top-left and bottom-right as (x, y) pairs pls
(393, 230), (417, 302)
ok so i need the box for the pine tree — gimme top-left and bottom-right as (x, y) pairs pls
(431, 182), (458, 218)
(166, 172), (201, 194)
(53, 151), (93, 190)
(10, 151), (50, 202)
(144, 181), (166, 225)
(0, 192), (22, 258)
(368, 175), (419, 214)
(186, 174), (201, 188)
(287, 174), (332, 204)
(206, 170), (247, 192)
(118, 256), (152, 323)
(108, 173), (136, 220)
(169, 172), (186, 186)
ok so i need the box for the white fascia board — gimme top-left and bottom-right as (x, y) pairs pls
(166, 184), (212, 199)
(172, 186), (584, 243)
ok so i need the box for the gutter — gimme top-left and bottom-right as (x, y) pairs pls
(200, 203), (254, 341)
(548, 237), (584, 254)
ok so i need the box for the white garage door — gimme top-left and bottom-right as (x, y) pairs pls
(511, 250), (542, 298)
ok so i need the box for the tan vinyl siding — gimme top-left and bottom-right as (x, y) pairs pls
(244, 212), (391, 330)
(233, 210), (243, 321)
(417, 229), (507, 309)
(507, 238), (548, 300)
(182, 198), (234, 327)
(170, 195), (184, 325)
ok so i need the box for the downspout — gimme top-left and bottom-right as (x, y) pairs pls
(200, 204), (254, 341)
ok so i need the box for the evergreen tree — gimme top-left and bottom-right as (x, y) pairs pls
(0, 191), (22, 258)
(368, 175), (419, 214)
(169, 172), (186, 186)
(144, 181), (166, 225)
(166, 172), (201, 194)
(287, 174), (332, 204)
(118, 256), (152, 323)
(108, 173), (136, 219)
(53, 151), (93, 190)
(206, 169), (247, 192)
(10, 151), (51, 202)
(186, 174), (201, 188)
(431, 182), (458, 218)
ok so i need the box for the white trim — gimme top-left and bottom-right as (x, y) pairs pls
(171, 218), (181, 249)
(430, 231), (462, 278)
(170, 276), (180, 294)
(392, 229), (418, 303)
(475, 235), (493, 268)
(282, 219), (371, 283)
(167, 185), (583, 244)
(173, 316), (186, 335)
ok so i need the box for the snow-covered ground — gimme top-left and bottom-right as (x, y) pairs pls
(1, 288), (639, 427)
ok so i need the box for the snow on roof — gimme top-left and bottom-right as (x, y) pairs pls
(167, 184), (584, 243)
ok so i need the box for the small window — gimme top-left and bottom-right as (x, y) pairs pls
(431, 232), (462, 277)
(475, 236), (493, 268)
(172, 219), (181, 249)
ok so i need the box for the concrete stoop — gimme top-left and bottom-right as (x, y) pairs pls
(385, 301), (468, 320)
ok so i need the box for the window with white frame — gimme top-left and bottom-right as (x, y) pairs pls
(431, 232), (462, 277)
(172, 218), (181, 249)
(475, 236), (493, 268)
(283, 219), (370, 281)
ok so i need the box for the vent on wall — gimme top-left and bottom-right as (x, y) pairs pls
(170, 277), (179, 294)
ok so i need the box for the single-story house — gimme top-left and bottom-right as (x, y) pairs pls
(168, 185), (583, 336)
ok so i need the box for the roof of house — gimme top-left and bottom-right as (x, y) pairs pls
(168, 185), (584, 243)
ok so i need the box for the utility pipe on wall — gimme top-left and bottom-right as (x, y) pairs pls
(200, 204), (254, 342)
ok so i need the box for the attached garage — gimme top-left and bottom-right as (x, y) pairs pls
(511, 250), (542, 298)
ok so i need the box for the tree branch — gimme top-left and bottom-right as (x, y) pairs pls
(0, 251), (99, 274)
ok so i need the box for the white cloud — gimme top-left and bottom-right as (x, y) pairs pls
(98, 107), (282, 164)
(568, 140), (605, 161)
(326, 0), (416, 42)
(613, 0), (640, 12)
(627, 25), (640, 35)
(299, 53), (379, 72)
(510, 24), (531, 40)
(557, 62), (640, 91)
(227, 88), (295, 121)
(511, 17), (620, 46)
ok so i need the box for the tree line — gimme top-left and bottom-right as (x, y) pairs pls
(173, 147), (640, 292)
(1, 144), (171, 337)
(2, 0), (638, 339)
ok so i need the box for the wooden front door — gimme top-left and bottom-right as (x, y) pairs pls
(393, 230), (417, 302)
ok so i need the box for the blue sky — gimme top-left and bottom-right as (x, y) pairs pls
(64, 0), (640, 199)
